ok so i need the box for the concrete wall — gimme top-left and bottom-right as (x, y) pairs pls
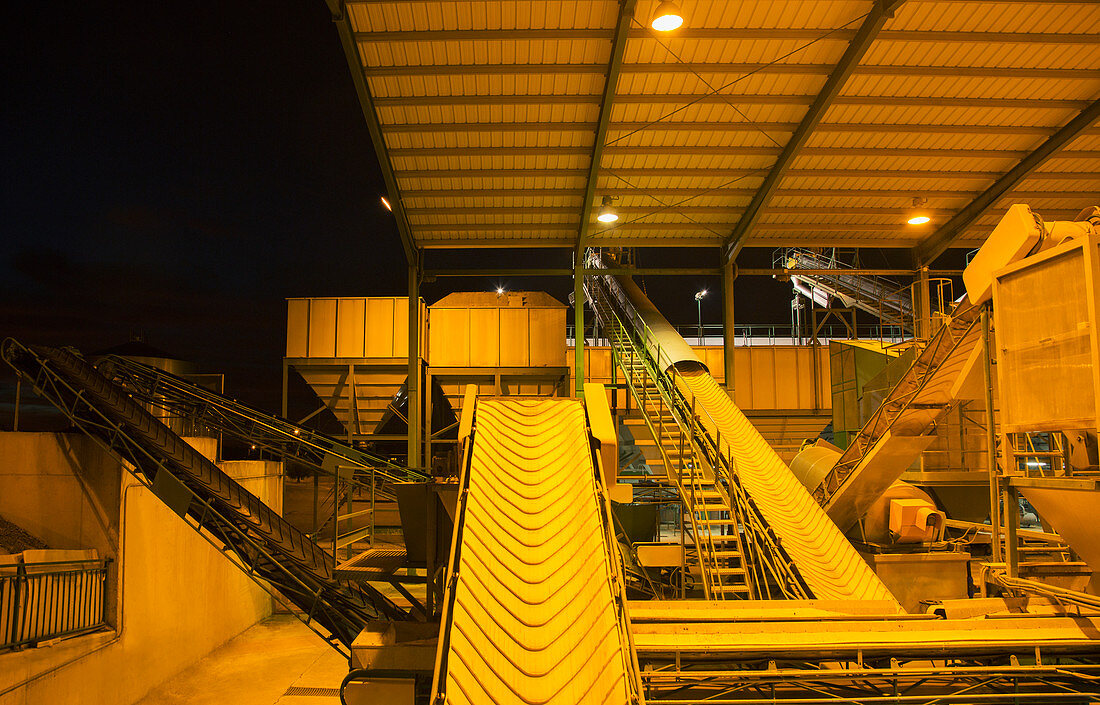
(0, 432), (284, 705)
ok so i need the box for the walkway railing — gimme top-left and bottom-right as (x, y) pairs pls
(1, 558), (110, 650)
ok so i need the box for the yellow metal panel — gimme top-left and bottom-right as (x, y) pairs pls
(393, 297), (409, 358)
(286, 299), (310, 358)
(468, 308), (500, 367)
(308, 299), (337, 358)
(336, 298), (367, 358)
(365, 298), (396, 358)
(499, 308), (530, 366)
(529, 308), (566, 366)
(772, 348), (803, 409)
(429, 308), (471, 367)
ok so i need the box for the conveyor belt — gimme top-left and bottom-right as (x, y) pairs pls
(433, 398), (641, 704)
(2, 340), (409, 652)
(813, 300), (984, 530)
(678, 369), (900, 605)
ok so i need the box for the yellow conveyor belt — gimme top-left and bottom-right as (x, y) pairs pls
(678, 369), (902, 608)
(434, 398), (639, 705)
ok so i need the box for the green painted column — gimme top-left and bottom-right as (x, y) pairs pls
(408, 263), (421, 469)
(722, 259), (736, 394)
(574, 257), (585, 398)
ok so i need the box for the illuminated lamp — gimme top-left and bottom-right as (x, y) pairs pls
(651, 0), (684, 31)
(597, 196), (619, 223)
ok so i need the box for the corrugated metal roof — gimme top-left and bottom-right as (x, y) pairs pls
(338, 0), (1100, 254)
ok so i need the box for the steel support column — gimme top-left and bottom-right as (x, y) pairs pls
(722, 260), (736, 394)
(574, 254), (585, 398)
(982, 307), (1002, 563)
(408, 264), (421, 469)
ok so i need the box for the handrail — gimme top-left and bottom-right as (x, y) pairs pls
(98, 355), (428, 490)
(584, 255), (811, 599)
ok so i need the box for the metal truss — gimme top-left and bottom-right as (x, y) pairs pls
(2, 340), (412, 652)
(640, 654), (1100, 703)
(98, 355), (428, 500)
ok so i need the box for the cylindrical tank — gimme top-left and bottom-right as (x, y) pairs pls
(790, 443), (842, 491)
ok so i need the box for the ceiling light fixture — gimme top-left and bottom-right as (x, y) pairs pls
(597, 195), (619, 223)
(651, 0), (684, 31)
(906, 197), (930, 225)
(380, 195), (392, 212)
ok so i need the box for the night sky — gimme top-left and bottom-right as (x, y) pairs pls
(1, 2), (924, 426)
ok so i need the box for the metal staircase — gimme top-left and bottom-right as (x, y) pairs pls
(585, 265), (811, 600)
(2, 340), (413, 653)
(613, 333), (752, 599)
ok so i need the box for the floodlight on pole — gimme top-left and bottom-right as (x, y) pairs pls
(380, 195), (392, 212)
(695, 289), (707, 344)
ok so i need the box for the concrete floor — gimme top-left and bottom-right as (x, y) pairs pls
(136, 615), (346, 705)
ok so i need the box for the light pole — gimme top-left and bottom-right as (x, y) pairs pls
(695, 289), (707, 344)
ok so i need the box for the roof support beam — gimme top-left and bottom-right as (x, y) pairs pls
(328, 0), (418, 266)
(724, 0), (907, 264)
(914, 97), (1100, 263)
(574, 0), (636, 396)
(576, 0), (636, 252)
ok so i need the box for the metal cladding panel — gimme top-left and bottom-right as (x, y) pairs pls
(308, 299), (337, 359)
(469, 308), (501, 366)
(529, 308), (566, 366)
(993, 239), (1098, 432)
(499, 308), (530, 366)
(429, 308), (471, 367)
(286, 299), (310, 358)
(336, 298), (367, 358)
(364, 298), (396, 357)
(894, 0), (1100, 33)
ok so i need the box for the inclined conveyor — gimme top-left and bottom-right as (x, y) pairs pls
(432, 396), (642, 704)
(585, 254), (901, 607)
(2, 339), (411, 652)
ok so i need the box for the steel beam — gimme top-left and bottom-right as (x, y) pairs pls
(914, 97), (1100, 263)
(383, 120), (1089, 135)
(425, 267), (724, 278)
(393, 145), (1099, 159)
(724, 0), (908, 264)
(407, 264), (421, 469)
(574, 0), (637, 396)
(353, 28), (1100, 44)
(395, 167), (1095, 180)
(363, 62), (1100, 79)
(328, 0), (418, 267)
(402, 188), (1094, 199)
(374, 94), (1092, 110)
(415, 236), (982, 249)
